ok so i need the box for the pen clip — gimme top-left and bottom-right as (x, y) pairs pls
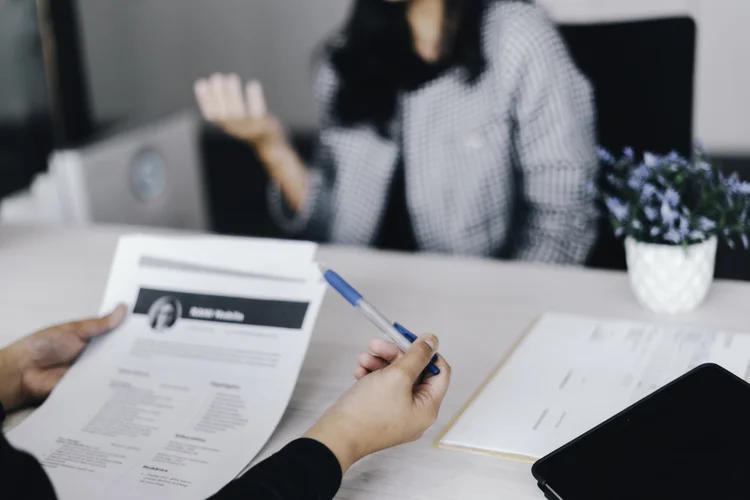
(394, 322), (439, 366)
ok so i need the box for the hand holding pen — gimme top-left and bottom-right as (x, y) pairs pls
(304, 332), (451, 472)
(319, 264), (441, 376)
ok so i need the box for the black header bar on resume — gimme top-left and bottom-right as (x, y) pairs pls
(133, 288), (309, 329)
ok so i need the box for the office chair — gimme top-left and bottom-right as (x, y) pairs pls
(559, 17), (697, 271)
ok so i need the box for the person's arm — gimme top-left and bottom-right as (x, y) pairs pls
(508, 9), (599, 265)
(194, 68), (337, 242)
(0, 402), (58, 499)
(1, 311), (449, 500)
(265, 56), (339, 241)
(209, 438), (342, 500)
(194, 75), (310, 212)
(212, 335), (450, 500)
(0, 306), (127, 500)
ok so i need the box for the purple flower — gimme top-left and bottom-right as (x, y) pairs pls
(644, 205), (659, 221)
(641, 183), (657, 200)
(726, 174), (750, 195)
(644, 153), (660, 167)
(743, 234), (750, 250)
(664, 228), (682, 244)
(660, 201), (678, 225)
(677, 216), (690, 238)
(632, 219), (643, 231)
(624, 147), (634, 159)
(605, 197), (629, 222)
(650, 227), (661, 237)
(696, 161), (712, 173)
(628, 165), (651, 189)
(597, 147), (616, 165)
(666, 151), (684, 163)
(698, 217), (717, 232)
(689, 231), (705, 240)
(664, 188), (680, 207)
(666, 151), (690, 168)
(615, 227), (625, 237)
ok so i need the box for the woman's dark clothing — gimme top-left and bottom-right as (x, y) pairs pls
(373, 58), (447, 253)
(0, 402), (342, 500)
(374, 156), (419, 252)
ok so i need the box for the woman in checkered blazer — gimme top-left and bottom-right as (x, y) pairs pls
(195, 0), (598, 264)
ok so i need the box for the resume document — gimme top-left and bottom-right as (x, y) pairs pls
(8, 235), (326, 499)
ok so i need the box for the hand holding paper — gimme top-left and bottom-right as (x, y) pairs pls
(0, 305), (127, 411)
(8, 235), (327, 500)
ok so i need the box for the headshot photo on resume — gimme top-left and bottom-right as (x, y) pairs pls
(147, 296), (182, 331)
(194, 0), (600, 264)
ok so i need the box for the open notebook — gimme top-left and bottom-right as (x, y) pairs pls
(438, 313), (750, 462)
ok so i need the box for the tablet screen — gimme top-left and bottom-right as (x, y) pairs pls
(532, 364), (750, 500)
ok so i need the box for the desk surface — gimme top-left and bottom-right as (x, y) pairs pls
(2, 224), (750, 499)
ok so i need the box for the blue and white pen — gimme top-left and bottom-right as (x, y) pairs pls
(318, 264), (440, 376)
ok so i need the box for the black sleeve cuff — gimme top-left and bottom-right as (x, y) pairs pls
(276, 438), (343, 497)
(0, 402), (5, 424)
(212, 438), (342, 500)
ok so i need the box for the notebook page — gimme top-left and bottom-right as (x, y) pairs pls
(439, 313), (750, 460)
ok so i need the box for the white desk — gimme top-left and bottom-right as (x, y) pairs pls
(3, 224), (750, 499)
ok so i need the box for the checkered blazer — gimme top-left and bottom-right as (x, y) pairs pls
(269, 2), (598, 264)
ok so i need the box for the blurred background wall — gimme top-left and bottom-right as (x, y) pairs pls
(76, 0), (346, 132)
(72, 0), (748, 155)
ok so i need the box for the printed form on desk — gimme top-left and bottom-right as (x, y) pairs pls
(439, 313), (750, 462)
(8, 234), (327, 500)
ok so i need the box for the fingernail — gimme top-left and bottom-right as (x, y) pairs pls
(110, 304), (127, 323)
(425, 335), (438, 351)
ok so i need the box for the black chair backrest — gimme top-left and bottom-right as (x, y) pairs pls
(559, 17), (697, 270)
(201, 127), (318, 238)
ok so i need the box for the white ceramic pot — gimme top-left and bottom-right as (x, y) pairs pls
(625, 236), (718, 314)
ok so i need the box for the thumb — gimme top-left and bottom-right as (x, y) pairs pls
(65, 304), (128, 340)
(392, 335), (438, 382)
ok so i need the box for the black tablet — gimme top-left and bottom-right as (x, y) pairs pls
(532, 364), (750, 500)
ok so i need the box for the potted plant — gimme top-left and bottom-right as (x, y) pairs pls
(598, 146), (750, 314)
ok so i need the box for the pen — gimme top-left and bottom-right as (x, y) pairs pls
(318, 264), (440, 376)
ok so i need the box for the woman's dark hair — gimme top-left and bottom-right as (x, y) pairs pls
(329, 0), (494, 137)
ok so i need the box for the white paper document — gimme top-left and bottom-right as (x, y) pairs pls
(441, 313), (750, 461)
(9, 235), (326, 499)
